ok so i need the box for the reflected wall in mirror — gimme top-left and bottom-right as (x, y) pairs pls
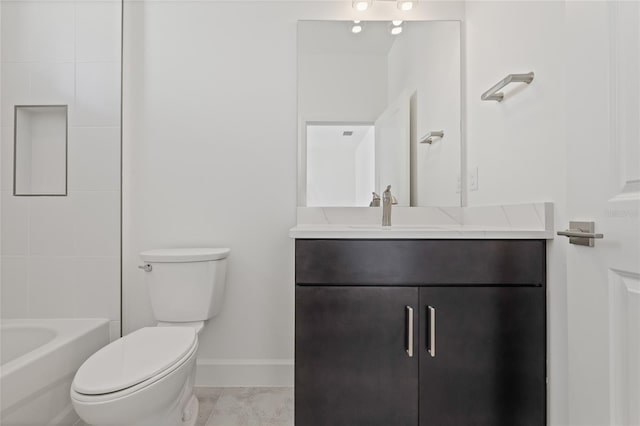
(297, 20), (461, 207)
(14, 105), (68, 196)
(307, 124), (375, 207)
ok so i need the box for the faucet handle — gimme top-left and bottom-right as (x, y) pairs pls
(369, 192), (381, 207)
(382, 185), (393, 227)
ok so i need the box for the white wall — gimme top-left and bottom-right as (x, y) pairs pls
(375, 93), (411, 205)
(388, 21), (461, 207)
(464, 2), (568, 425)
(299, 52), (388, 123)
(306, 125), (374, 207)
(354, 126), (375, 206)
(0, 0), (121, 339)
(298, 38), (388, 206)
(307, 127), (359, 206)
(123, 0), (465, 386)
(14, 111), (33, 194)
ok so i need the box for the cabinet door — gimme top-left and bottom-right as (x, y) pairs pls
(419, 287), (546, 426)
(296, 286), (419, 426)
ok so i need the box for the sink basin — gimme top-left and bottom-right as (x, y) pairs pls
(347, 224), (449, 230)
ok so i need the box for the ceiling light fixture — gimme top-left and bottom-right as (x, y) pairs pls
(390, 25), (403, 35)
(390, 20), (404, 35)
(397, 0), (415, 11)
(352, 22), (363, 33)
(352, 0), (416, 12)
(352, 0), (372, 11)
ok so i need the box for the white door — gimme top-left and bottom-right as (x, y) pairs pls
(565, 2), (640, 425)
(375, 94), (410, 206)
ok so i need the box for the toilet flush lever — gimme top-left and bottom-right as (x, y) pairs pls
(138, 264), (152, 272)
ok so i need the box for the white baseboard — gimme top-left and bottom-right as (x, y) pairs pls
(195, 358), (294, 387)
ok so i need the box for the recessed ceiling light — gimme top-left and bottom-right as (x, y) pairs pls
(392, 20), (403, 26)
(352, 24), (363, 34)
(390, 25), (403, 35)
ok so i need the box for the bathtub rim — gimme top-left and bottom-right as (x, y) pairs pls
(0, 318), (110, 414)
(1, 318), (109, 377)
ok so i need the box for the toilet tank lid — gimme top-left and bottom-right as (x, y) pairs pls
(140, 247), (230, 262)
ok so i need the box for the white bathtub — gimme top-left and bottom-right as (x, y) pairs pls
(1, 319), (110, 426)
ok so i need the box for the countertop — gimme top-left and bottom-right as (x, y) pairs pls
(289, 224), (554, 239)
(289, 202), (555, 239)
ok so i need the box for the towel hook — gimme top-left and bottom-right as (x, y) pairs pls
(419, 131), (444, 144)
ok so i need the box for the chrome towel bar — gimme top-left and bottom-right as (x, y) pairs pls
(481, 72), (534, 102)
(419, 130), (444, 144)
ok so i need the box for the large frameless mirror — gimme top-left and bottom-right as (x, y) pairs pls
(297, 20), (462, 207)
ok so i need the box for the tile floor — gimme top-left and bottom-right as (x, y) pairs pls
(195, 387), (294, 426)
(75, 387), (294, 426)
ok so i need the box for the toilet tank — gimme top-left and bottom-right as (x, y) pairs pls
(139, 248), (230, 322)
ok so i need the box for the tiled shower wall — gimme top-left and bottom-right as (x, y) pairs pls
(0, 0), (121, 338)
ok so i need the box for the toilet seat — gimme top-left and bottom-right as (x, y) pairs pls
(72, 327), (197, 400)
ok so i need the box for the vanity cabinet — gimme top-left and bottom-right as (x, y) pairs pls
(418, 286), (545, 426)
(295, 239), (546, 426)
(296, 286), (419, 425)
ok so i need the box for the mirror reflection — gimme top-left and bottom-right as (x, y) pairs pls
(297, 20), (461, 207)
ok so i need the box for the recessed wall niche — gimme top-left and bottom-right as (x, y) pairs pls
(13, 105), (68, 196)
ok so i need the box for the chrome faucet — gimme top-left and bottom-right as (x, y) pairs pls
(382, 185), (397, 226)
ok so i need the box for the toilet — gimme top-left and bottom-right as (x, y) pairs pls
(71, 247), (230, 426)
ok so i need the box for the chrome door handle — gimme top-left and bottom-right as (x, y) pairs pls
(427, 305), (436, 358)
(557, 230), (604, 238)
(405, 306), (414, 357)
(138, 264), (152, 272)
(557, 221), (604, 247)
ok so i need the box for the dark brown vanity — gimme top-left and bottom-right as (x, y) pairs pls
(295, 239), (546, 426)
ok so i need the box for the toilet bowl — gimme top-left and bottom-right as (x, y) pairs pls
(71, 327), (199, 426)
(71, 248), (230, 426)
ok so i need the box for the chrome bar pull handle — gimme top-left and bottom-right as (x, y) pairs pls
(427, 306), (436, 357)
(138, 264), (152, 272)
(405, 306), (414, 357)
